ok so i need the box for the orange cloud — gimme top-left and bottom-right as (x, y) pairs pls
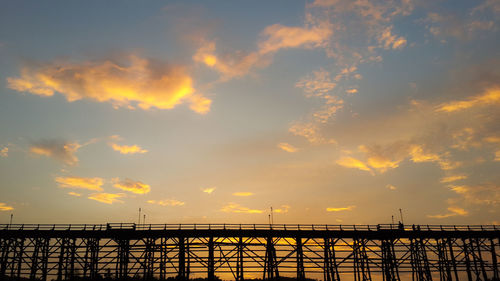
(273, 205), (290, 213)
(67, 192), (81, 197)
(110, 143), (148, 154)
(7, 55), (211, 114)
(326, 205), (356, 212)
(428, 206), (468, 218)
(193, 41), (268, 80)
(440, 175), (467, 183)
(278, 142), (298, 153)
(450, 184), (499, 205)
(232, 192), (253, 197)
(147, 199), (185, 207)
(386, 184), (397, 190)
(336, 157), (372, 173)
(30, 140), (81, 165)
(289, 122), (336, 144)
(113, 178), (150, 194)
(0, 147), (8, 157)
(0, 203), (14, 211)
(257, 24), (332, 54)
(221, 203), (264, 214)
(378, 26), (407, 50)
(409, 145), (441, 163)
(436, 87), (500, 112)
(88, 193), (125, 204)
(193, 22), (331, 81)
(55, 176), (104, 191)
(202, 187), (216, 194)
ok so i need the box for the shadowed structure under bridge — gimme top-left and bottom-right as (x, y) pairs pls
(0, 223), (499, 281)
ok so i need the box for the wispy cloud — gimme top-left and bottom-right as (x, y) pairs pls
(289, 122), (336, 144)
(0, 203), (14, 211)
(428, 206), (468, 219)
(386, 184), (397, 190)
(7, 55), (211, 114)
(436, 87), (500, 112)
(336, 157), (372, 173)
(278, 142), (298, 153)
(88, 193), (125, 204)
(440, 175), (467, 183)
(202, 187), (216, 194)
(55, 176), (104, 191)
(110, 143), (148, 154)
(221, 203), (264, 214)
(326, 205), (356, 212)
(273, 205), (290, 213)
(257, 23), (332, 54)
(30, 140), (81, 165)
(147, 199), (185, 207)
(232, 192), (253, 197)
(67, 192), (81, 197)
(193, 19), (332, 81)
(0, 147), (8, 157)
(113, 178), (151, 194)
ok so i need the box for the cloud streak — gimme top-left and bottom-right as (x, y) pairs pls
(147, 199), (185, 206)
(88, 193), (125, 204)
(326, 205), (356, 212)
(221, 203), (264, 214)
(55, 176), (104, 191)
(0, 203), (14, 211)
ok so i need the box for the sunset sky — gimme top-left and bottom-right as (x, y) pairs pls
(0, 0), (499, 225)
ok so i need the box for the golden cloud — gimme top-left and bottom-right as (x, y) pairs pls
(110, 143), (148, 154)
(221, 203), (264, 214)
(0, 203), (14, 211)
(273, 205), (290, 213)
(55, 176), (104, 191)
(386, 184), (397, 190)
(67, 192), (81, 197)
(428, 206), (468, 218)
(232, 192), (254, 197)
(289, 122), (336, 144)
(0, 147), (8, 157)
(88, 193), (125, 204)
(278, 142), (298, 153)
(7, 55), (211, 114)
(193, 22), (331, 81)
(113, 178), (150, 194)
(193, 41), (269, 81)
(336, 157), (372, 172)
(258, 24), (332, 54)
(202, 187), (216, 194)
(378, 26), (407, 50)
(436, 87), (500, 112)
(440, 175), (467, 183)
(326, 205), (356, 212)
(30, 140), (81, 166)
(147, 199), (185, 207)
(449, 184), (499, 205)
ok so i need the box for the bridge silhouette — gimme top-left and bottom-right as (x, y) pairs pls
(0, 223), (498, 280)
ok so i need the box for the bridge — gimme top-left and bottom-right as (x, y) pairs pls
(0, 223), (499, 280)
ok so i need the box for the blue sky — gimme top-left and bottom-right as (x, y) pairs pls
(0, 0), (499, 225)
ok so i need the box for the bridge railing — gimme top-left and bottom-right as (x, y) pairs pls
(0, 223), (498, 231)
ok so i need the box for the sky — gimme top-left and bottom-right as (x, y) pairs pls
(0, 0), (499, 226)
